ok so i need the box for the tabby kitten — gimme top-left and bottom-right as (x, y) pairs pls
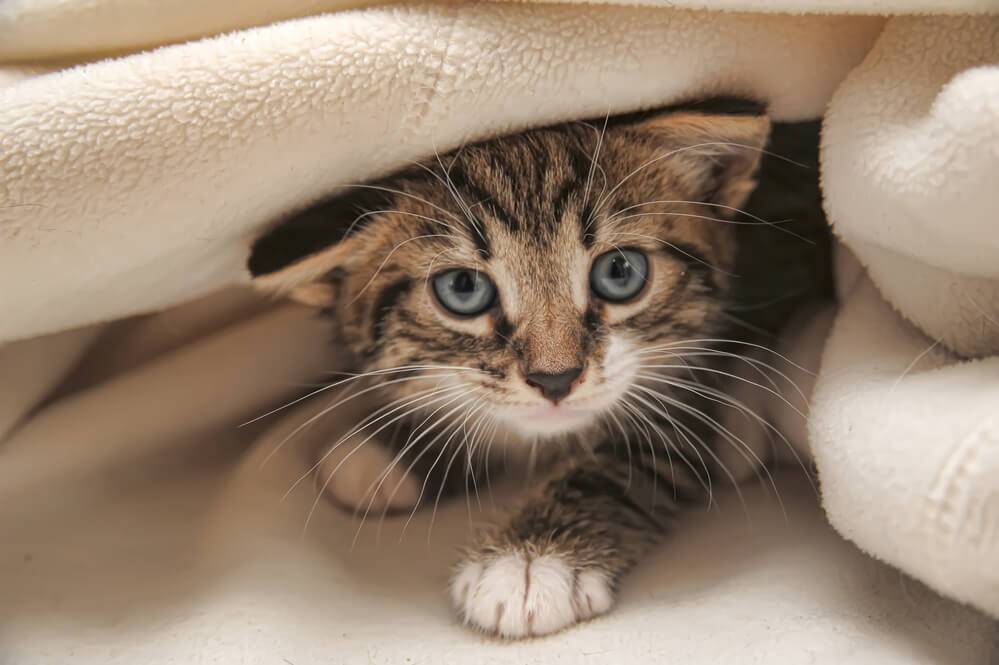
(249, 101), (788, 638)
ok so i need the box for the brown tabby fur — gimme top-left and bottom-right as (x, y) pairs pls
(248, 100), (819, 638)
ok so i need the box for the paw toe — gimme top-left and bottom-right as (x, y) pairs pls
(451, 552), (614, 639)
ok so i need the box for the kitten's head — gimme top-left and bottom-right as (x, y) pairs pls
(249, 103), (769, 441)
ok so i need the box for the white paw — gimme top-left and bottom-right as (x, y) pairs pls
(450, 552), (614, 638)
(316, 439), (420, 516)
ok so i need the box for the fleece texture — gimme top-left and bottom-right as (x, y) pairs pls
(812, 15), (999, 616)
(0, 3), (882, 343)
(0, 0), (994, 61)
(1, 1), (998, 662)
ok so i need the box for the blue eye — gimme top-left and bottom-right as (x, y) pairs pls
(590, 249), (649, 302)
(432, 269), (497, 316)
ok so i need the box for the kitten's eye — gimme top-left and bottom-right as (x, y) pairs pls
(590, 248), (649, 302)
(432, 269), (497, 316)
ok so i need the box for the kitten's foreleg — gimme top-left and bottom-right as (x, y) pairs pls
(451, 445), (677, 638)
(316, 431), (422, 516)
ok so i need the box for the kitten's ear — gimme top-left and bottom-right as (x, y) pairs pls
(626, 100), (771, 211)
(247, 188), (384, 307)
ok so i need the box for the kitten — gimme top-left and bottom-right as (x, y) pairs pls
(248, 101), (807, 638)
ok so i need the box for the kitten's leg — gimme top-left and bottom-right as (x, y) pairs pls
(451, 445), (678, 638)
(316, 430), (422, 516)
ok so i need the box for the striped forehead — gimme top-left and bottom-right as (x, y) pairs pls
(430, 133), (603, 320)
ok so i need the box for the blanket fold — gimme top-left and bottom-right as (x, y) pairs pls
(0, 4), (882, 343)
(809, 16), (999, 617)
(2, 2), (998, 661)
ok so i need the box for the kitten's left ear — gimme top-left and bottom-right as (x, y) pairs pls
(247, 186), (389, 307)
(626, 100), (771, 212)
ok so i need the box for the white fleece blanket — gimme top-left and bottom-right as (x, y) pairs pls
(2, 1), (998, 662)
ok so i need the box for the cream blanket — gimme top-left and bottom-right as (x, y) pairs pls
(1, 1), (998, 662)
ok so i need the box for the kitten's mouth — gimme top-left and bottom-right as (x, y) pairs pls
(523, 404), (591, 421)
(494, 397), (610, 436)
(511, 405), (596, 435)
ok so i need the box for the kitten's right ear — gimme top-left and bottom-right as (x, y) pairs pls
(247, 188), (384, 307)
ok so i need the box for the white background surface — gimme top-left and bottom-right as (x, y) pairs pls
(2, 416), (994, 664)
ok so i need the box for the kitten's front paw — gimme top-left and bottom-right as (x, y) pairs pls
(450, 550), (614, 638)
(316, 439), (420, 516)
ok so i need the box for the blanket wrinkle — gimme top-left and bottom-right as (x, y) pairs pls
(810, 277), (999, 617)
(410, 4), (459, 134)
(822, 16), (999, 357)
(1, 1), (996, 64)
(1, 2), (998, 662)
(0, 3), (883, 343)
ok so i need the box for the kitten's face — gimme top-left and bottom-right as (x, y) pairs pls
(250, 105), (769, 442)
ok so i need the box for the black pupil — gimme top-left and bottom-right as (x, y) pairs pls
(609, 257), (631, 282)
(454, 271), (476, 294)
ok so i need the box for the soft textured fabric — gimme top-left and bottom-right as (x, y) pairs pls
(2, 1), (998, 662)
(0, 4), (882, 343)
(0, 0), (993, 62)
(1, 300), (995, 664)
(812, 15), (999, 618)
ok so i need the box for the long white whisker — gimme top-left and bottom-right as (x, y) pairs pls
(592, 142), (785, 221)
(243, 364), (480, 426)
(608, 230), (733, 275)
(395, 394), (484, 539)
(641, 350), (808, 412)
(355, 388), (475, 543)
(260, 372), (468, 468)
(581, 110), (611, 231)
(334, 183), (463, 224)
(642, 372), (816, 499)
(291, 384), (466, 503)
(625, 388), (713, 501)
(634, 338), (814, 376)
(432, 401), (486, 539)
(603, 199), (811, 243)
(349, 233), (453, 305)
(300, 386), (469, 537)
(628, 388), (749, 516)
(632, 383), (781, 521)
(374, 392), (482, 540)
(339, 208), (463, 241)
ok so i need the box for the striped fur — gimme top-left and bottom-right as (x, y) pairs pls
(249, 103), (818, 638)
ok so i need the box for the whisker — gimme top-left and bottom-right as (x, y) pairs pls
(349, 233), (454, 305)
(373, 391), (480, 539)
(635, 341), (811, 406)
(301, 385), (470, 537)
(581, 109), (611, 230)
(634, 337), (814, 376)
(625, 388), (713, 503)
(592, 142), (793, 222)
(637, 359), (807, 418)
(642, 372), (817, 498)
(243, 364), (479, 426)
(259, 371), (468, 468)
(602, 199), (812, 243)
(608, 230), (734, 276)
(334, 183), (463, 224)
(627, 388), (750, 517)
(432, 400), (488, 540)
(613, 399), (647, 494)
(394, 392), (484, 538)
(632, 383), (784, 521)
(291, 384), (467, 505)
(889, 338), (941, 395)
(354, 388), (475, 543)
(412, 147), (490, 252)
(463, 406), (493, 513)
(339, 208), (463, 242)
(621, 394), (678, 501)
